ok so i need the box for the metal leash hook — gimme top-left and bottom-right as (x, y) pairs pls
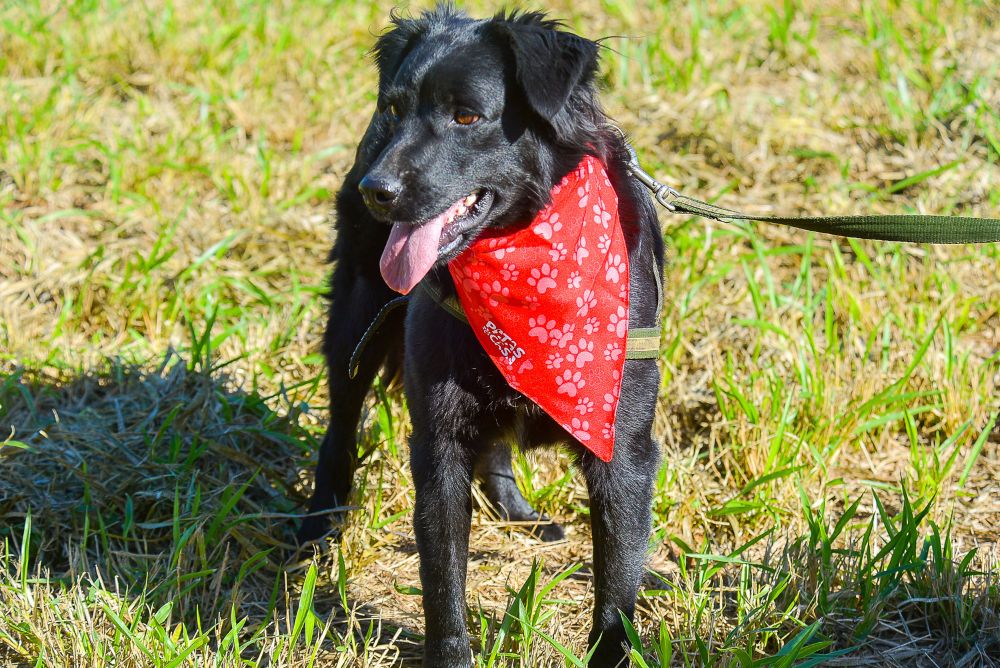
(610, 125), (681, 212)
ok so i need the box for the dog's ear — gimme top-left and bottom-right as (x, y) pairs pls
(373, 14), (427, 89)
(495, 20), (599, 135)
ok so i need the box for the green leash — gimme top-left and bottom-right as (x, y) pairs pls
(347, 142), (1000, 378)
(622, 141), (1000, 244)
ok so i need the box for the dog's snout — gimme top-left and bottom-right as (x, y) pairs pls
(358, 174), (402, 214)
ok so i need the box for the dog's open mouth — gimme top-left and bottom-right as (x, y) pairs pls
(379, 189), (494, 294)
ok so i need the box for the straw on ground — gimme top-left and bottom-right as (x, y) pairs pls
(1, 1), (998, 665)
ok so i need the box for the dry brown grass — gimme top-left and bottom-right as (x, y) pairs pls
(2, 0), (999, 665)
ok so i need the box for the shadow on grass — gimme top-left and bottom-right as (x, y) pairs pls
(3, 357), (999, 666)
(0, 354), (421, 665)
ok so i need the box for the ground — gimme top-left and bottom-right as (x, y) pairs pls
(1, 0), (999, 666)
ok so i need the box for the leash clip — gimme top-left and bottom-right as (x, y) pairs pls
(652, 183), (680, 211)
(610, 125), (680, 212)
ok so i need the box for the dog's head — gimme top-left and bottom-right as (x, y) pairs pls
(360, 8), (605, 294)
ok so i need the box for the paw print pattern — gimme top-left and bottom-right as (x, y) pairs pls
(527, 315), (558, 343)
(574, 236), (589, 264)
(597, 234), (612, 254)
(478, 280), (509, 307)
(593, 203), (612, 229)
(484, 237), (516, 260)
(552, 323), (576, 349)
(527, 263), (558, 294)
(607, 305), (628, 338)
(548, 242), (567, 263)
(533, 212), (562, 240)
(569, 417), (591, 442)
(555, 369), (585, 397)
(459, 265), (483, 295)
(446, 155), (629, 463)
(565, 338), (594, 368)
(576, 289), (597, 317)
(605, 254), (626, 284)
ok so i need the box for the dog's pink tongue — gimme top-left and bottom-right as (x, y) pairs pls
(379, 215), (447, 294)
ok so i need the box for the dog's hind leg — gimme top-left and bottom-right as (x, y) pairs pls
(298, 276), (402, 544)
(475, 442), (564, 541)
(298, 281), (558, 544)
(579, 362), (660, 667)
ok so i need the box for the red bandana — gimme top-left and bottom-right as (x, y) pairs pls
(448, 155), (629, 461)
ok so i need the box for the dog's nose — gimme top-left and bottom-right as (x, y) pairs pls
(358, 174), (401, 213)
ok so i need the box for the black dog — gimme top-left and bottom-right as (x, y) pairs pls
(300, 8), (664, 667)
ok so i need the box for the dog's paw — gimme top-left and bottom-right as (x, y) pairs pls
(424, 636), (473, 668)
(527, 517), (566, 542)
(295, 514), (343, 546)
(587, 631), (629, 668)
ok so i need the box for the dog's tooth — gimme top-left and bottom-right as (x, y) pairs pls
(464, 194), (476, 206)
(457, 205), (467, 215)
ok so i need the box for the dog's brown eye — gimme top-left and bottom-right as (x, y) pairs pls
(454, 111), (481, 126)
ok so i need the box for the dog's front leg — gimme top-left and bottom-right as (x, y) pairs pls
(410, 426), (476, 668)
(298, 276), (402, 544)
(580, 362), (660, 667)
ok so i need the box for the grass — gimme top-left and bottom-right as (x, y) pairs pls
(1, 0), (998, 665)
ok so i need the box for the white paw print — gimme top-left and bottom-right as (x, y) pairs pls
(479, 280), (509, 307)
(592, 203), (612, 228)
(566, 337), (595, 368)
(527, 263), (558, 294)
(575, 397), (594, 415)
(597, 234), (612, 254)
(605, 254), (626, 284)
(601, 422), (614, 440)
(570, 417), (591, 441)
(533, 212), (562, 240)
(607, 305), (628, 338)
(545, 352), (564, 370)
(604, 342), (622, 362)
(584, 316), (600, 334)
(485, 238), (516, 260)
(555, 369), (585, 397)
(548, 242), (567, 263)
(500, 263), (519, 282)
(553, 323), (576, 348)
(576, 288), (597, 317)
(574, 237), (589, 264)
(527, 315), (557, 343)
(567, 271), (582, 289)
(459, 264), (482, 282)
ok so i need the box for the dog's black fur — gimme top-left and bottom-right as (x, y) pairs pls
(300, 8), (664, 667)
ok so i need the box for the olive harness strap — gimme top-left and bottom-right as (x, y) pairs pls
(349, 141), (1000, 377)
